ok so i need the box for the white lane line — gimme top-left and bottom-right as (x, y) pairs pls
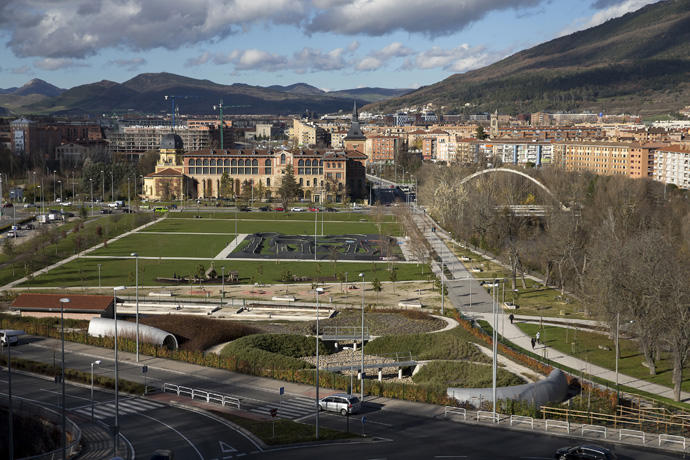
(137, 412), (204, 460)
(120, 432), (136, 460)
(40, 388), (92, 402)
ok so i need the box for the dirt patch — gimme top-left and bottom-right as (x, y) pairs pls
(139, 315), (259, 351)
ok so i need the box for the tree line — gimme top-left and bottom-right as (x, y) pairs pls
(417, 163), (689, 401)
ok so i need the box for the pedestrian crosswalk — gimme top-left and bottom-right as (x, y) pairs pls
(248, 395), (315, 420)
(73, 397), (165, 420)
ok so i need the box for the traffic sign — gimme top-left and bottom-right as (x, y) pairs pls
(142, 365), (148, 374)
(270, 408), (278, 417)
(279, 386), (284, 395)
(361, 416), (367, 424)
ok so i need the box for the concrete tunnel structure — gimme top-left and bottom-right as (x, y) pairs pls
(88, 318), (179, 350)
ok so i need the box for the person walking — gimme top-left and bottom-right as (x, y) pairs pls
(509, 313), (514, 324)
(531, 337), (536, 349)
(536, 331), (541, 345)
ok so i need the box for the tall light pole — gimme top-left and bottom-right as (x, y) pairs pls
(213, 99), (225, 150)
(359, 272), (365, 401)
(492, 280), (498, 419)
(5, 308), (14, 460)
(615, 312), (619, 403)
(97, 264), (102, 289)
(221, 266), (225, 307)
(58, 297), (70, 460)
(101, 170), (104, 204)
(314, 209), (318, 261)
(89, 179), (94, 217)
(131, 253), (139, 362)
(110, 170), (114, 203)
(112, 286), (125, 456)
(58, 180), (62, 203)
(315, 287), (323, 440)
(90, 360), (101, 421)
(441, 260), (445, 315)
(53, 170), (56, 203)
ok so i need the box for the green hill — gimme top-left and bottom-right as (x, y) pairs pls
(367, 0), (690, 116)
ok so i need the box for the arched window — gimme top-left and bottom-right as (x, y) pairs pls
(238, 159), (244, 166)
(266, 178), (271, 187)
(224, 159), (231, 166)
(210, 159), (216, 166)
(264, 158), (272, 174)
(298, 159), (304, 166)
(252, 159), (258, 166)
(280, 153), (286, 164)
(231, 159), (237, 166)
(319, 160), (323, 166)
(264, 159), (271, 166)
(305, 159), (311, 166)
(203, 159), (209, 166)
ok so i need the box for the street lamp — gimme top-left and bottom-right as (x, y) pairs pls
(131, 253), (139, 362)
(58, 297), (70, 460)
(101, 170), (104, 204)
(53, 170), (56, 203)
(359, 272), (365, 401)
(221, 266), (225, 306)
(112, 286), (125, 456)
(90, 360), (102, 421)
(491, 280), (499, 419)
(97, 264), (102, 289)
(89, 178), (94, 217)
(315, 286), (323, 440)
(58, 180), (62, 203)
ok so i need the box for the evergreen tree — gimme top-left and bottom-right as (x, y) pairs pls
(278, 164), (301, 208)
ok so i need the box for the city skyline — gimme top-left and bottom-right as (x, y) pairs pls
(0, 0), (658, 91)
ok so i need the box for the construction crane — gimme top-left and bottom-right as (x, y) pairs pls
(213, 99), (250, 150)
(163, 95), (199, 131)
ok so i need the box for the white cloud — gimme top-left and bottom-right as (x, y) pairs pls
(402, 44), (499, 72)
(108, 57), (146, 71)
(560, 0), (656, 35)
(373, 42), (415, 59)
(356, 57), (383, 71)
(213, 45), (349, 73)
(33, 58), (88, 70)
(346, 41), (360, 53)
(306, 0), (543, 36)
(185, 51), (212, 67)
(0, 0), (547, 58)
(11, 65), (31, 75)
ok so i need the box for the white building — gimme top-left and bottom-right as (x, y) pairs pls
(654, 146), (690, 189)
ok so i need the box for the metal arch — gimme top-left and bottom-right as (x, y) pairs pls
(459, 168), (568, 210)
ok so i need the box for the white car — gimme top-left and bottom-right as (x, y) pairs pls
(60, 201), (72, 206)
(290, 207), (304, 212)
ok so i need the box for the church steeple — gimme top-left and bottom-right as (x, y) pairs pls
(352, 100), (358, 122)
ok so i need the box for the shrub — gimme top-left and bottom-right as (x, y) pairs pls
(364, 330), (489, 362)
(139, 315), (259, 351)
(412, 361), (524, 387)
(220, 334), (332, 371)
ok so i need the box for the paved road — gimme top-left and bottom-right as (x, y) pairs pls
(5, 338), (684, 459)
(0, 371), (261, 459)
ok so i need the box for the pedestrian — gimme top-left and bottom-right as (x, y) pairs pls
(509, 313), (514, 324)
(530, 338), (536, 349)
(536, 331), (541, 344)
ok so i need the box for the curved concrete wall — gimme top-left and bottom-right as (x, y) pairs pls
(447, 368), (569, 407)
(88, 318), (178, 350)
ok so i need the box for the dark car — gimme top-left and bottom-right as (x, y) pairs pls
(554, 445), (617, 460)
(325, 207), (337, 212)
(2, 203), (13, 208)
(101, 209), (112, 214)
(258, 206), (270, 211)
(150, 449), (174, 460)
(238, 206), (251, 212)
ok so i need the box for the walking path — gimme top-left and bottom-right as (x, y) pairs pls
(0, 217), (162, 291)
(413, 207), (690, 403)
(215, 233), (247, 259)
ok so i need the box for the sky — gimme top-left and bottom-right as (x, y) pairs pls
(0, 0), (660, 92)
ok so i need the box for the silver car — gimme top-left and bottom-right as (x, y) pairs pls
(319, 393), (361, 415)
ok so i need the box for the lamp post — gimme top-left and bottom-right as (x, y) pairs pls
(110, 170), (114, 203)
(615, 312), (619, 402)
(221, 266), (225, 307)
(213, 99), (225, 150)
(101, 170), (104, 204)
(58, 297), (70, 460)
(4, 306), (14, 460)
(131, 253), (139, 362)
(89, 178), (94, 217)
(90, 360), (101, 421)
(53, 170), (56, 203)
(97, 264), (102, 289)
(315, 287), (323, 440)
(492, 280), (498, 419)
(359, 272), (365, 401)
(441, 260), (445, 315)
(112, 286), (125, 456)
(58, 180), (62, 203)
(314, 208), (317, 261)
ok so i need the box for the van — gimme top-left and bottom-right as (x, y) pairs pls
(318, 393), (361, 415)
(0, 330), (21, 346)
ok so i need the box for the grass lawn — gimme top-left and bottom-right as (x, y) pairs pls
(209, 410), (356, 445)
(174, 210), (397, 222)
(450, 244), (586, 319)
(24, 258), (429, 287)
(516, 323), (690, 394)
(412, 361), (524, 387)
(142, 218), (402, 236)
(90, 233), (234, 258)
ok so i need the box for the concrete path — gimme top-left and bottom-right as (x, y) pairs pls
(414, 207), (690, 403)
(0, 217), (162, 291)
(429, 314), (459, 334)
(79, 254), (420, 264)
(215, 233), (247, 259)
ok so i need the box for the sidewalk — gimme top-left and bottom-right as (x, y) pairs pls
(413, 207), (690, 404)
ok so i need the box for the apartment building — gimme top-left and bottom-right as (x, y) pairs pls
(559, 141), (634, 176)
(366, 136), (401, 162)
(291, 118), (328, 146)
(105, 125), (229, 156)
(490, 141), (554, 166)
(653, 145), (690, 189)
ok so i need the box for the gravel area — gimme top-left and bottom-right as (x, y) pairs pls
(301, 348), (416, 383)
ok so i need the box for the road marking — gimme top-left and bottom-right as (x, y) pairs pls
(120, 432), (136, 460)
(519, 458), (552, 459)
(434, 457), (468, 458)
(137, 412), (204, 460)
(40, 388), (92, 402)
(363, 419), (393, 427)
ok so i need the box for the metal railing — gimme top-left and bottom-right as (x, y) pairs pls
(321, 326), (371, 341)
(476, 411), (499, 423)
(324, 351), (416, 372)
(619, 429), (645, 443)
(659, 434), (686, 449)
(444, 406), (466, 420)
(163, 383), (240, 409)
(545, 419), (570, 433)
(582, 424), (607, 438)
(510, 415), (534, 429)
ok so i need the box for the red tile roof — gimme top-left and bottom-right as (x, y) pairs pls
(146, 168), (183, 178)
(11, 293), (114, 312)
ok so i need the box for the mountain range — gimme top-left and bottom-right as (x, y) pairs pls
(367, 0), (690, 116)
(0, 75), (412, 116)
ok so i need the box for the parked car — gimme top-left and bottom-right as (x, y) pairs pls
(308, 207), (321, 212)
(2, 203), (13, 208)
(290, 207), (304, 212)
(318, 393), (361, 415)
(258, 206), (270, 211)
(23, 203), (37, 208)
(274, 206), (285, 211)
(554, 445), (617, 460)
(101, 209), (113, 214)
(60, 201), (72, 206)
(153, 207), (169, 213)
(503, 302), (519, 310)
(238, 206), (251, 212)
(325, 207), (337, 212)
